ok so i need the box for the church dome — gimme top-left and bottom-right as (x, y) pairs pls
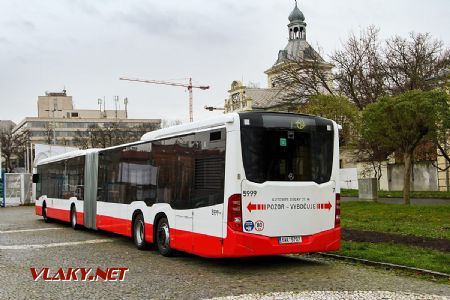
(288, 3), (305, 22)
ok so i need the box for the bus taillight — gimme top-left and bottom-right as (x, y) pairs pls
(335, 193), (341, 227)
(227, 194), (242, 232)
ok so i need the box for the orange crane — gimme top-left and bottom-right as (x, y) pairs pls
(119, 77), (210, 122)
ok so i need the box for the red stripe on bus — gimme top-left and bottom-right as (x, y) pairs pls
(76, 212), (85, 225)
(35, 205), (43, 216)
(46, 207), (71, 222)
(35, 206), (340, 258)
(145, 223), (154, 243)
(96, 215), (132, 238)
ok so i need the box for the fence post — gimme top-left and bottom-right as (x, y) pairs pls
(1, 171), (5, 208)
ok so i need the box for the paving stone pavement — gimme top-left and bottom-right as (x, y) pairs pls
(0, 206), (449, 299)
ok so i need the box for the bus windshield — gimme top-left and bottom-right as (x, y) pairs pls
(239, 112), (334, 184)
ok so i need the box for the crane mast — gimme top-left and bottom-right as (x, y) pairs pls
(119, 77), (209, 122)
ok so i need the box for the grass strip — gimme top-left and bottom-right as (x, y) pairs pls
(341, 189), (450, 199)
(337, 241), (450, 275)
(341, 202), (450, 239)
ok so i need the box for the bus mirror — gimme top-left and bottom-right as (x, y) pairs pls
(32, 174), (40, 183)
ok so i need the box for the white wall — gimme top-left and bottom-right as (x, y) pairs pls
(339, 168), (358, 189)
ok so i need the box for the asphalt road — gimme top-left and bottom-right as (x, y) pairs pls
(0, 207), (449, 300)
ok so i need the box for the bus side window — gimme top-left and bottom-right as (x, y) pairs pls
(151, 128), (226, 210)
(191, 129), (226, 208)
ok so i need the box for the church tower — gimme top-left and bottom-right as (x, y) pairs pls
(265, 1), (332, 89)
(288, 1), (307, 41)
(224, 1), (333, 113)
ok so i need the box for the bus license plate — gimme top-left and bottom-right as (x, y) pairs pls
(278, 236), (302, 244)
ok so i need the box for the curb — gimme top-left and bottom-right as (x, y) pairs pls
(316, 252), (450, 279)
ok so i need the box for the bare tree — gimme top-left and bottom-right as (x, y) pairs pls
(161, 119), (183, 128)
(0, 126), (30, 172)
(44, 123), (54, 144)
(332, 26), (386, 110)
(357, 140), (392, 184)
(73, 131), (90, 149)
(274, 53), (335, 108)
(384, 32), (450, 93)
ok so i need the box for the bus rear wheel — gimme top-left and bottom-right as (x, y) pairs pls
(156, 217), (172, 257)
(133, 214), (148, 250)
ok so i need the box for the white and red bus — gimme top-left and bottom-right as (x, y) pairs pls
(34, 112), (340, 257)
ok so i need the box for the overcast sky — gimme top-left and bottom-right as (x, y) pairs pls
(1, 0), (449, 124)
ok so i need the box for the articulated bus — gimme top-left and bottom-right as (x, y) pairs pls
(33, 112), (340, 257)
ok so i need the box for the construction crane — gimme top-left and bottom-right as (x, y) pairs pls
(119, 77), (210, 122)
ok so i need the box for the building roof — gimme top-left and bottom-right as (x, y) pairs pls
(12, 117), (161, 134)
(244, 88), (285, 109)
(272, 39), (325, 67)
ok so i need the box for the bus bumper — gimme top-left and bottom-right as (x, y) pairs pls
(221, 227), (340, 257)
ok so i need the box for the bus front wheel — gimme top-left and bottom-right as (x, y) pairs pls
(70, 207), (78, 230)
(156, 217), (172, 257)
(42, 203), (50, 223)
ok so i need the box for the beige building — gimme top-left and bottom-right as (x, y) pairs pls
(37, 91), (128, 119)
(224, 2), (332, 113)
(13, 90), (161, 147)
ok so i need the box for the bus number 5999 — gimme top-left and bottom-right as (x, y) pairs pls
(243, 191), (257, 197)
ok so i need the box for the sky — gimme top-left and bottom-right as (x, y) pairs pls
(0, 0), (449, 124)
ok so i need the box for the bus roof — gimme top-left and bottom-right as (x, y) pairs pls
(140, 113), (237, 142)
(36, 148), (101, 166)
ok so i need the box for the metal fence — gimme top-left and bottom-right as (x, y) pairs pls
(1, 173), (33, 207)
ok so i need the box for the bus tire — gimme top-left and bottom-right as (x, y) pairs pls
(70, 206), (78, 230)
(133, 214), (148, 250)
(42, 202), (50, 223)
(156, 217), (172, 257)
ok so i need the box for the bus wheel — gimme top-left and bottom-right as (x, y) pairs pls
(43, 203), (50, 223)
(133, 214), (148, 250)
(70, 207), (78, 230)
(156, 217), (172, 257)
